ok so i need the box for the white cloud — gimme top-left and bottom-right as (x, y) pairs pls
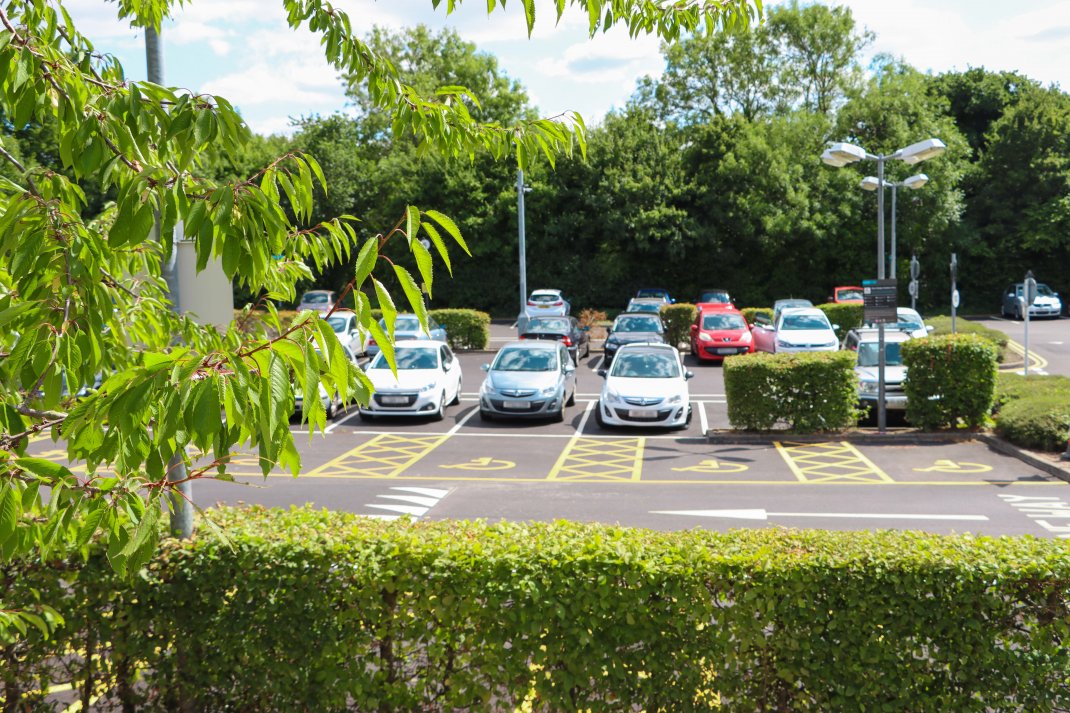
(536, 30), (661, 84)
(201, 62), (344, 105)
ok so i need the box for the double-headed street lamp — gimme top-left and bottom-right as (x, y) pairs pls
(860, 173), (929, 279)
(821, 138), (946, 432)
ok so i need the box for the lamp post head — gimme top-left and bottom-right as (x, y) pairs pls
(823, 142), (867, 166)
(902, 173), (929, 190)
(899, 138), (946, 165)
(821, 148), (851, 167)
(860, 176), (881, 191)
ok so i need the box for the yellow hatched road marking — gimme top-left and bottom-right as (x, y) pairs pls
(547, 437), (645, 482)
(304, 433), (448, 478)
(774, 441), (893, 484)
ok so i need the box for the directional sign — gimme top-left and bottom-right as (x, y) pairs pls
(651, 509), (989, 521)
(862, 279), (898, 324)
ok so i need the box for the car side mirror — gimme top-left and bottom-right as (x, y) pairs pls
(690, 325), (698, 333)
(684, 371), (694, 380)
(597, 368), (607, 378)
(926, 325), (935, 333)
(564, 364), (576, 373)
(832, 324), (840, 330)
(481, 364), (490, 372)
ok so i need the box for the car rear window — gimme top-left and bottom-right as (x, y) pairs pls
(527, 318), (569, 331)
(530, 293), (560, 303)
(627, 301), (662, 313)
(702, 313), (746, 330)
(303, 292), (329, 303)
(700, 291), (729, 303)
(636, 289), (666, 299)
(326, 316), (347, 332)
(615, 315), (661, 332)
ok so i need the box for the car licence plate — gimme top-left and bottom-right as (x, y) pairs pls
(503, 400), (530, 409)
(628, 409), (657, 419)
(716, 348), (737, 355)
(381, 396), (408, 404)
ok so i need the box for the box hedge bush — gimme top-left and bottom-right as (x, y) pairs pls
(740, 306), (773, 325)
(3, 508), (1070, 712)
(659, 302), (697, 349)
(816, 302), (863, 340)
(995, 373), (1070, 451)
(723, 350), (859, 432)
(429, 308), (490, 350)
(901, 334), (998, 429)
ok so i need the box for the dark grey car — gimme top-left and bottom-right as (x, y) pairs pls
(603, 312), (666, 364)
(520, 315), (590, 363)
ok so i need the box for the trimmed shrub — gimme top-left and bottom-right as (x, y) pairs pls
(740, 306), (773, 325)
(816, 302), (863, 340)
(995, 373), (1070, 451)
(4, 508), (1070, 712)
(901, 334), (998, 429)
(724, 350), (859, 432)
(660, 302), (697, 349)
(429, 308), (490, 350)
(926, 315), (1008, 362)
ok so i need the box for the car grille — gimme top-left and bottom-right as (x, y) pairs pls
(614, 408), (673, 422)
(490, 399), (547, 412)
(623, 396), (663, 407)
(373, 393), (418, 407)
(499, 389), (537, 398)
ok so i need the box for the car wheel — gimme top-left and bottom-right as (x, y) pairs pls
(595, 401), (607, 428)
(551, 406), (565, 423)
(358, 411), (374, 422)
(450, 379), (462, 405)
(325, 400), (335, 421)
(431, 392), (446, 422)
(566, 388), (576, 406)
(479, 409), (493, 422)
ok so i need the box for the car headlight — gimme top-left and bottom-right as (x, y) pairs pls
(539, 385), (558, 397)
(698, 332), (713, 342)
(859, 381), (879, 394)
(481, 381), (495, 395)
(667, 394), (683, 404)
(604, 389), (622, 404)
(822, 341), (838, 348)
(740, 331), (752, 343)
(419, 382), (438, 393)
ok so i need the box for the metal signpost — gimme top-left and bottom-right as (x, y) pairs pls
(950, 253), (958, 334)
(1022, 270), (1037, 376)
(863, 278), (898, 432)
(909, 254), (920, 311)
(517, 169), (528, 326)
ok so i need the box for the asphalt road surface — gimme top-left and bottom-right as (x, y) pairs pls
(975, 314), (1069, 377)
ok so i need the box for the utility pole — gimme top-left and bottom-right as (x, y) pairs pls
(147, 25), (192, 539)
(516, 169), (528, 331)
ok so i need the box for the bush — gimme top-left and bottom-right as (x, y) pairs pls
(5, 508), (1070, 712)
(740, 306), (773, 325)
(660, 302), (697, 349)
(429, 308), (490, 350)
(901, 334), (998, 429)
(926, 315), (1008, 362)
(994, 373), (1070, 451)
(724, 350), (859, 432)
(816, 302), (863, 341)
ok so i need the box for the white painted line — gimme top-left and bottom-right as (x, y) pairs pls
(447, 406), (479, 435)
(393, 486), (449, 498)
(652, 508), (989, 522)
(367, 503), (430, 516)
(698, 401), (709, 434)
(591, 355), (605, 371)
(325, 408), (362, 434)
(381, 494), (441, 508)
(575, 399), (596, 435)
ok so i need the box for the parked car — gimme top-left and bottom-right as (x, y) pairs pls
(297, 289), (338, 314)
(479, 341), (577, 422)
(863, 307), (933, 339)
(323, 310), (364, 355)
(596, 343), (693, 429)
(842, 327), (913, 412)
(293, 343), (359, 421)
(520, 315), (590, 363)
(772, 298), (814, 324)
(696, 288), (732, 305)
(634, 287), (674, 303)
(830, 286), (864, 304)
(689, 307), (753, 362)
(625, 297), (666, 314)
(524, 289), (571, 318)
(359, 341), (462, 421)
(602, 312), (666, 365)
(364, 313), (447, 356)
(752, 307), (839, 353)
(1001, 282), (1063, 319)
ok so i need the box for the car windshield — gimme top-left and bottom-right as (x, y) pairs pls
(702, 313), (746, 330)
(610, 352), (680, 378)
(302, 292), (329, 303)
(636, 289), (667, 299)
(837, 288), (863, 301)
(781, 314), (830, 331)
(493, 348), (557, 372)
(529, 293), (560, 303)
(857, 342), (904, 367)
(369, 348), (438, 370)
(1038, 284), (1056, 297)
(527, 318), (569, 331)
(898, 316), (924, 331)
(326, 316), (348, 332)
(700, 292), (729, 303)
(627, 302), (662, 313)
(614, 315), (661, 333)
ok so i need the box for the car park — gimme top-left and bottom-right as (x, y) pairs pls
(359, 341), (462, 421)
(364, 313), (447, 356)
(479, 341), (577, 422)
(596, 343), (693, 429)
(1001, 282), (1063, 319)
(625, 297), (666, 314)
(297, 289), (338, 314)
(524, 289), (571, 318)
(294, 343), (359, 421)
(842, 327), (913, 412)
(323, 310), (364, 355)
(752, 307), (839, 353)
(830, 286), (864, 303)
(520, 315), (590, 363)
(689, 307), (753, 362)
(696, 288), (732, 305)
(634, 287), (674, 303)
(602, 312), (666, 365)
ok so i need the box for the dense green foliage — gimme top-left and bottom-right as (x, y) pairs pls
(926, 316), (1009, 348)
(428, 308), (490, 350)
(4, 507), (1070, 712)
(724, 351), (859, 431)
(815, 302), (863, 340)
(659, 302), (697, 349)
(901, 335), (999, 429)
(995, 374), (1070, 451)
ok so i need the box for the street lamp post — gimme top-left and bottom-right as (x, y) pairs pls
(860, 173), (929, 279)
(822, 139), (945, 433)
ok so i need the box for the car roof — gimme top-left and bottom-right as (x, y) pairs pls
(616, 311), (664, 320)
(302, 289), (333, 296)
(697, 302), (740, 312)
(848, 328), (913, 343)
(498, 340), (565, 351)
(774, 298), (812, 307)
(614, 343), (680, 357)
(530, 289), (563, 296)
(779, 306), (824, 317)
(629, 297), (665, 303)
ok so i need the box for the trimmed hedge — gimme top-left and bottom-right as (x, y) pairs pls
(4, 508), (1070, 712)
(724, 350), (859, 431)
(926, 315), (1008, 362)
(740, 306), (773, 325)
(660, 302), (697, 349)
(995, 373), (1070, 451)
(429, 308), (490, 350)
(816, 302), (863, 340)
(901, 334), (998, 429)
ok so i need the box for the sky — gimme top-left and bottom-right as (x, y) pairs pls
(62, 0), (1070, 137)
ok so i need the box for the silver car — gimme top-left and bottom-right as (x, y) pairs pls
(1001, 282), (1063, 319)
(364, 313), (447, 356)
(479, 341), (577, 422)
(842, 327), (912, 412)
(297, 289), (337, 314)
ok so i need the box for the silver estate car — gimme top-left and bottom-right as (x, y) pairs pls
(479, 341), (577, 422)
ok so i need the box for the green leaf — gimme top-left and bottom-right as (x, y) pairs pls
(15, 457), (73, 482)
(393, 264), (428, 331)
(421, 222), (452, 275)
(373, 278), (397, 339)
(411, 237), (434, 297)
(353, 237), (378, 289)
(424, 210), (470, 255)
(0, 487), (17, 544)
(405, 205), (421, 243)
(109, 200), (155, 248)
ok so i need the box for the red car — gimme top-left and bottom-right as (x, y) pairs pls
(689, 304), (754, 361)
(831, 286), (864, 304)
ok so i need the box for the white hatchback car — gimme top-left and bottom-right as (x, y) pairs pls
(596, 343), (693, 429)
(359, 341), (463, 421)
(524, 289), (570, 318)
